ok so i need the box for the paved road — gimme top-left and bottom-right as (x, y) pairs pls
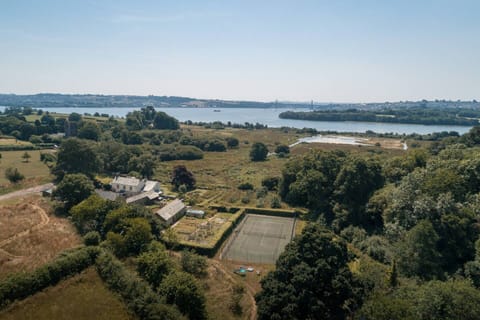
(0, 183), (54, 202)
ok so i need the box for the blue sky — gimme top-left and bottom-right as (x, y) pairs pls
(0, 0), (479, 102)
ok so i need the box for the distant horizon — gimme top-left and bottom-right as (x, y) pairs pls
(1, 1), (479, 103)
(0, 92), (478, 106)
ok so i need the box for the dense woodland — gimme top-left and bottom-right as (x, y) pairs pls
(279, 107), (480, 126)
(2, 105), (480, 319)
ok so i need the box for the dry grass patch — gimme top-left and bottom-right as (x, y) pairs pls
(0, 195), (82, 279)
(0, 267), (135, 320)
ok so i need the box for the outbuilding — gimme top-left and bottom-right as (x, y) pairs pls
(156, 199), (186, 226)
(186, 209), (205, 219)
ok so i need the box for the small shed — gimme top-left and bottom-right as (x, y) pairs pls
(186, 209), (205, 219)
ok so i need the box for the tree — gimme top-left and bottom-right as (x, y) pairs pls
(255, 223), (364, 320)
(54, 173), (94, 210)
(153, 111), (180, 130)
(171, 165), (196, 191)
(70, 194), (118, 234)
(137, 242), (173, 289)
(181, 250), (207, 277)
(250, 142), (268, 161)
(68, 112), (82, 122)
(261, 176), (280, 191)
(78, 121), (101, 141)
(128, 154), (156, 179)
(398, 220), (441, 279)
(5, 167), (24, 183)
(159, 272), (207, 320)
(54, 138), (100, 178)
(21, 151), (31, 163)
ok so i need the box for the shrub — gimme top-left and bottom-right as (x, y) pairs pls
(84, 231), (101, 246)
(261, 177), (280, 191)
(226, 137), (239, 148)
(4, 167), (24, 183)
(238, 182), (254, 190)
(274, 144), (290, 154)
(270, 196), (281, 208)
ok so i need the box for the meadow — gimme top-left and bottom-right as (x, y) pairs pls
(0, 268), (134, 320)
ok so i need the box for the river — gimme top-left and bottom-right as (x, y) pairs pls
(0, 106), (472, 135)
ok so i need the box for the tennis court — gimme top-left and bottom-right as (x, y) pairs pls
(222, 214), (295, 264)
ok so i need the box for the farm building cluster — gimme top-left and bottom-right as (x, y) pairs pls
(94, 175), (204, 226)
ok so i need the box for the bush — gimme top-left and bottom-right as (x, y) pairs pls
(84, 231), (101, 246)
(270, 196), (281, 208)
(226, 137), (239, 148)
(274, 144), (290, 154)
(261, 177), (280, 191)
(4, 167), (24, 183)
(158, 145), (204, 161)
(250, 142), (268, 161)
(256, 187), (268, 199)
(238, 182), (254, 190)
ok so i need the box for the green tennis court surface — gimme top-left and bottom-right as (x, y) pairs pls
(223, 214), (295, 264)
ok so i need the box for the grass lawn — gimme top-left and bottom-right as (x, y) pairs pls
(0, 268), (135, 320)
(0, 150), (52, 187)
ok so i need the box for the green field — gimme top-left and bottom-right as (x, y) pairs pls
(0, 268), (135, 320)
(0, 150), (52, 186)
(223, 214), (296, 264)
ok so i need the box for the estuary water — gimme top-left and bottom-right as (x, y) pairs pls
(0, 106), (472, 135)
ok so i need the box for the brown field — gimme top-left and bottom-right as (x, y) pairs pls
(0, 268), (135, 320)
(0, 195), (82, 279)
(0, 138), (32, 146)
(200, 259), (256, 320)
(0, 150), (52, 186)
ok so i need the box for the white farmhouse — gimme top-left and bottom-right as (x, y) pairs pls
(111, 176), (146, 195)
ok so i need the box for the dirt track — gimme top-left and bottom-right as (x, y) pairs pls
(0, 204), (50, 258)
(0, 183), (54, 202)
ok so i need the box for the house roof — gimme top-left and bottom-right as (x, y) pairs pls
(156, 199), (186, 222)
(126, 191), (159, 204)
(95, 189), (119, 201)
(112, 176), (143, 187)
(143, 180), (160, 192)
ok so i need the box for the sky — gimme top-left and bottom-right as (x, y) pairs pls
(0, 0), (479, 102)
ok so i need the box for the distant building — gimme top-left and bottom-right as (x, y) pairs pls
(64, 120), (78, 137)
(126, 190), (159, 205)
(186, 209), (205, 219)
(111, 176), (146, 196)
(156, 199), (186, 226)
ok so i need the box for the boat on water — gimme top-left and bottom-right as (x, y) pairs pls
(213, 109), (221, 112)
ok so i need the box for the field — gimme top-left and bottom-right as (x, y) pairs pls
(154, 126), (405, 207)
(0, 268), (135, 320)
(0, 195), (82, 278)
(222, 214), (296, 264)
(0, 150), (52, 188)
